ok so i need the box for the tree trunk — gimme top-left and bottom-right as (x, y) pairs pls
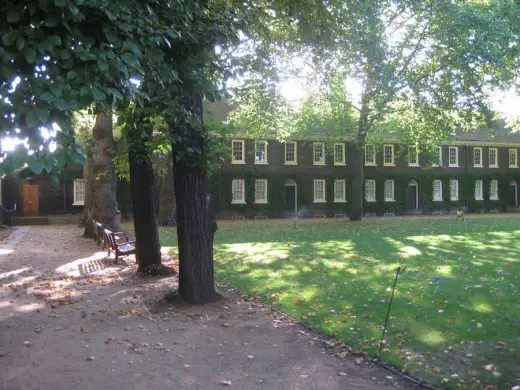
(83, 113), (119, 235)
(350, 142), (365, 221)
(173, 162), (216, 303)
(158, 153), (175, 226)
(81, 153), (95, 236)
(128, 114), (162, 273)
(171, 93), (216, 304)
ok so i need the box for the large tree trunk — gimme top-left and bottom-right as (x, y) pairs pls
(158, 153), (175, 226)
(171, 93), (216, 304)
(128, 114), (162, 273)
(83, 113), (119, 235)
(350, 141), (365, 221)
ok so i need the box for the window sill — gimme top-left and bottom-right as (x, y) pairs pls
(450, 199), (459, 202)
(284, 161), (298, 165)
(313, 162), (326, 166)
(254, 161), (268, 165)
(509, 165), (518, 168)
(365, 199), (376, 203)
(313, 200), (327, 203)
(475, 198), (484, 201)
(231, 200), (246, 204)
(334, 200), (346, 203)
(433, 199), (443, 202)
(489, 166), (499, 168)
(408, 164), (420, 167)
(383, 163), (395, 167)
(334, 162), (346, 166)
(474, 164), (483, 168)
(490, 198), (499, 201)
(231, 161), (246, 165)
(384, 199), (395, 202)
(254, 201), (268, 204)
(448, 164), (459, 168)
(73, 202), (85, 206)
(364, 163), (376, 167)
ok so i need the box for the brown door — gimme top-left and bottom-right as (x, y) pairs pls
(22, 184), (39, 216)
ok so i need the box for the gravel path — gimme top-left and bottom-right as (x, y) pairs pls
(0, 226), (417, 390)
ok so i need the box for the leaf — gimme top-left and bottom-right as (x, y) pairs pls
(7, 9), (21, 23)
(121, 52), (139, 67)
(28, 159), (45, 175)
(91, 87), (107, 101)
(24, 47), (37, 63)
(50, 83), (63, 97)
(54, 0), (66, 7)
(25, 111), (38, 128)
(48, 35), (62, 46)
(2, 32), (15, 47)
(36, 107), (49, 123)
(16, 37), (25, 51)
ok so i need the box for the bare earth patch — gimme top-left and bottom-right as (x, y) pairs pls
(0, 226), (417, 389)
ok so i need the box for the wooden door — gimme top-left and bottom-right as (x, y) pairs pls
(22, 184), (39, 216)
(407, 185), (417, 210)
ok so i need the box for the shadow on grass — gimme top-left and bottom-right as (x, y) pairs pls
(202, 217), (520, 389)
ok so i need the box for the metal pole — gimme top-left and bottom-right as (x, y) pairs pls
(378, 266), (404, 359)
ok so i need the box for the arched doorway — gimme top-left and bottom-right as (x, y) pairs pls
(407, 180), (418, 211)
(509, 181), (518, 208)
(284, 179), (297, 216)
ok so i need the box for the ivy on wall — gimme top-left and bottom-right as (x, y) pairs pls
(213, 168), (520, 217)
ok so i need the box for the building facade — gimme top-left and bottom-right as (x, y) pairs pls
(211, 129), (520, 218)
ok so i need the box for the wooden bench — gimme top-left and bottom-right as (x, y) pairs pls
(254, 215), (268, 220)
(334, 213), (347, 219)
(313, 214), (327, 219)
(383, 212), (395, 217)
(94, 221), (104, 247)
(104, 228), (135, 263)
(231, 215), (245, 221)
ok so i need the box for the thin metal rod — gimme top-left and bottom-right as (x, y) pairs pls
(378, 266), (402, 359)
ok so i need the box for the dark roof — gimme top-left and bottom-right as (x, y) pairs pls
(451, 122), (520, 143)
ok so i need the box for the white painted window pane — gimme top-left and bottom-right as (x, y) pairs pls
(433, 180), (442, 201)
(334, 180), (345, 201)
(314, 180), (326, 202)
(509, 149), (517, 167)
(314, 143), (324, 164)
(232, 141), (244, 162)
(473, 148), (482, 166)
(255, 141), (267, 162)
(74, 179), (85, 205)
(232, 179), (245, 203)
(334, 144), (344, 164)
(490, 180), (498, 200)
(384, 145), (393, 164)
(255, 180), (267, 202)
(409, 146), (418, 165)
(450, 179), (459, 201)
(365, 145), (375, 164)
(384, 180), (394, 201)
(365, 180), (376, 202)
(285, 142), (296, 162)
(475, 180), (483, 200)
(449, 147), (458, 166)
(489, 148), (498, 166)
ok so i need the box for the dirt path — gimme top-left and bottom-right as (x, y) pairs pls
(0, 226), (417, 390)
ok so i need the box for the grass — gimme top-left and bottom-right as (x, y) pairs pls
(157, 217), (520, 389)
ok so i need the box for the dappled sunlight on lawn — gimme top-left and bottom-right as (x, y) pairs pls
(206, 217), (520, 389)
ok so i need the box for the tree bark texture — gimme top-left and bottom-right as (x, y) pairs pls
(173, 161), (216, 304)
(128, 116), (162, 273)
(84, 113), (119, 235)
(158, 153), (175, 226)
(171, 93), (216, 304)
(349, 144), (364, 221)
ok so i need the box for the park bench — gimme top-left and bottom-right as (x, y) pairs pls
(103, 228), (136, 263)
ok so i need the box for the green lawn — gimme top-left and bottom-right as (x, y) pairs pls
(159, 217), (520, 389)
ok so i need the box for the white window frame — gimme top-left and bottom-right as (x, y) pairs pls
(448, 146), (459, 167)
(364, 145), (376, 166)
(489, 148), (498, 168)
(254, 141), (268, 165)
(433, 180), (443, 202)
(509, 148), (518, 168)
(475, 180), (483, 200)
(284, 141), (297, 165)
(231, 140), (245, 164)
(450, 179), (459, 201)
(384, 180), (395, 202)
(408, 146), (419, 167)
(254, 179), (268, 204)
(231, 179), (246, 204)
(334, 143), (346, 166)
(433, 146), (443, 167)
(365, 179), (376, 202)
(313, 142), (325, 165)
(383, 144), (395, 166)
(73, 179), (85, 206)
(473, 147), (483, 168)
(333, 179), (346, 203)
(490, 180), (499, 200)
(313, 179), (326, 203)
